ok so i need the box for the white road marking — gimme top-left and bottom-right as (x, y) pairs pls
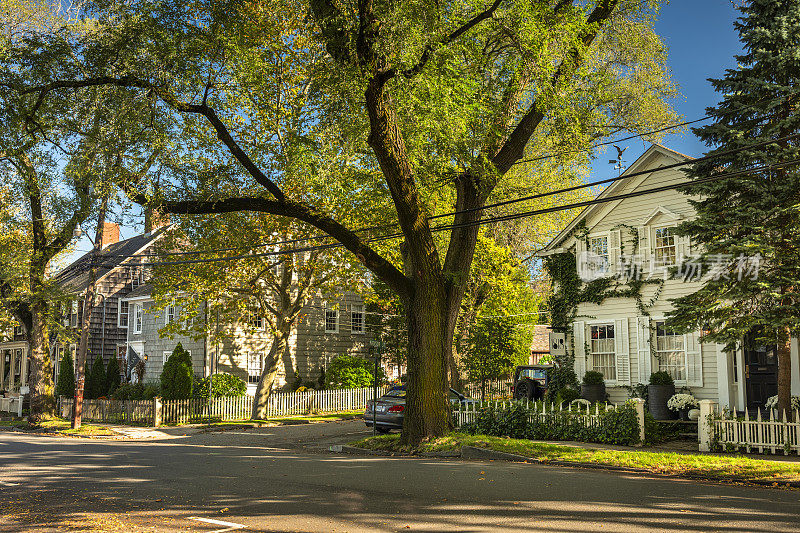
(188, 516), (246, 532)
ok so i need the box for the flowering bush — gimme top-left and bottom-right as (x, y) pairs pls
(667, 393), (698, 412)
(765, 395), (800, 412)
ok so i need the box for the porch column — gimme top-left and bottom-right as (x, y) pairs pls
(0, 351), (6, 390)
(715, 343), (732, 410)
(21, 349), (28, 386)
(735, 343), (746, 409)
(791, 337), (800, 396)
(9, 351), (17, 389)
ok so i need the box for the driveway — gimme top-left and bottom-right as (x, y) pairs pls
(1, 420), (799, 532)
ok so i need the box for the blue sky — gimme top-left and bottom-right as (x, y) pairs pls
(604, 0), (744, 167)
(73, 1), (746, 256)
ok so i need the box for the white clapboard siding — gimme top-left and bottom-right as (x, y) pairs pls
(573, 321), (586, 381)
(614, 318), (630, 385)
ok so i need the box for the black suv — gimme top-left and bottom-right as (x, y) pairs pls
(511, 364), (553, 401)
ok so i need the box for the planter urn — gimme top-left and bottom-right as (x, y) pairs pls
(580, 383), (606, 403)
(678, 407), (690, 421)
(647, 384), (675, 420)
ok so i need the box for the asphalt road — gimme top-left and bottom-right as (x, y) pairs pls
(1, 420), (799, 532)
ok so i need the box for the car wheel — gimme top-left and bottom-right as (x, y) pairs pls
(514, 379), (533, 400)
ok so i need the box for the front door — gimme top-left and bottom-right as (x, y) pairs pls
(743, 332), (778, 411)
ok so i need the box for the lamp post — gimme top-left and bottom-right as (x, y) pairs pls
(368, 340), (385, 437)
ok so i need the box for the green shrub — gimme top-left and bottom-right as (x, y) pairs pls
(160, 343), (193, 399)
(142, 383), (161, 400)
(112, 383), (145, 401)
(649, 371), (674, 386)
(324, 355), (386, 389)
(105, 356), (121, 396)
(464, 401), (642, 446)
(55, 350), (75, 398)
(86, 355), (106, 399)
(557, 387), (581, 405)
(582, 371), (605, 385)
(193, 373), (247, 399)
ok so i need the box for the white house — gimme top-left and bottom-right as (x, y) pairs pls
(538, 144), (800, 410)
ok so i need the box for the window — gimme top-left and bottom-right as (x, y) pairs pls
(589, 324), (616, 380)
(133, 304), (143, 334)
(70, 301), (78, 328)
(654, 227), (677, 266)
(589, 235), (609, 263)
(165, 301), (176, 324)
(247, 352), (263, 384)
(324, 305), (338, 333)
(131, 269), (143, 289)
(351, 304), (364, 334)
(118, 300), (129, 328)
(248, 310), (265, 330)
(13, 325), (22, 336)
(655, 321), (685, 381)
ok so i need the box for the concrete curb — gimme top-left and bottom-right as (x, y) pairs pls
(330, 444), (800, 489)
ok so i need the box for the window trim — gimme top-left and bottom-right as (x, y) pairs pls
(247, 351), (263, 384)
(118, 299), (129, 328)
(165, 300), (176, 325)
(651, 223), (678, 267)
(324, 304), (339, 333)
(652, 318), (687, 384)
(351, 304), (364, 335)
(588, 321), (617, 383)
(133, 304), (143, 334)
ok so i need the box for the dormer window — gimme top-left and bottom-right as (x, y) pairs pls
(589, 235), (609, 264)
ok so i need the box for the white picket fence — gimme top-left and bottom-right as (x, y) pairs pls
(700, 400), (800, 455)
(0, 395), (24, 417)
(462, 379), (514, 400)
(57, 386), (385, 426)
(453, 399), (632, 431)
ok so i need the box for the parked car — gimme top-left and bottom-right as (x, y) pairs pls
(510, 364), (553, 401)
(364, 385), (477, 433)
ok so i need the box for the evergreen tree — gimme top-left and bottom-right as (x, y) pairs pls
(160, 343), (193, 400)
(667, 0), (800, 417)
(86, 355), (106, 399)
(104, 355), (121, 396)
(55, 350), (75, 398)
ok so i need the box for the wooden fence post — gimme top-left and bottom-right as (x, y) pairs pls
(698, 399), (717, 452)
(153, 397), (162, 427)
(631, 398), (646, 446)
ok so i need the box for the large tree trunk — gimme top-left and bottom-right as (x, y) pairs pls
(27, 298), (54, 422)
(251, 328), (290, 420)
(776, 327), (792, 420)
(401, 278), (454, 445)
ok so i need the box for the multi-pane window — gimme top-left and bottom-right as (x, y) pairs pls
(351, 304), (364, 335)
(589, 324), (616, 380)
(324, 305), (338, 333)
(247, 352), (263, 384)
(118, 300), (129, 328)
(248, 311), (265, 330)
(134, 304), (143, 334)
(70, 301), (79, 328)
(165, 301), (176, 324)
(655, 321), (685, 381)
(589, 236), (609, 262)
(654, 227), (677, 265)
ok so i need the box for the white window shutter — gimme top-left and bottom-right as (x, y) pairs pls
(637, 226), (650, 273)
(685, 331), (703, 387)
(614, 318), (630, 385)
(675, 234), (689, 265)
(573, 321), (586, 382)
(636, 316), (651, 383)
(609, 229), (622, 274)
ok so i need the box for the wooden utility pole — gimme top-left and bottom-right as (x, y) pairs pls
(72, 197), (108, 429)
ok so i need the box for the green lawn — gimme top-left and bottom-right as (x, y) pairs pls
(0, 418), (118, 436)
(351, 432), (800, 486)
(198, 411), (363, 429)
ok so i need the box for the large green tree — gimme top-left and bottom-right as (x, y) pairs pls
(667, 0), (800, 418)
(12, 0), (677, 442)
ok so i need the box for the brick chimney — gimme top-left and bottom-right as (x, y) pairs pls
(144, 207), (170, 234)
(101, 222), (120, 248)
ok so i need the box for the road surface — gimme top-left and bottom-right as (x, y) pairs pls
(1, 420), (799, 532)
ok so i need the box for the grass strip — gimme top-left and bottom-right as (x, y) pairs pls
(0, 418), (118, 436)
(350, 432), (800, 485)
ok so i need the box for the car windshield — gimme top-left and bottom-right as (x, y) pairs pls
(384, 389), (406, 398)
(519, 368), (546, 380)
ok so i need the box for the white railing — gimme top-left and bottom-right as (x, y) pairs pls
(57, 386), (386, 426)
(462, 379), (513, 400)
(700, 400), (800, 455)
(453, 399), (622, 428)
(0, 395), (23, 417)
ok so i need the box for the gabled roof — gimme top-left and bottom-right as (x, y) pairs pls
(539, 144), (693, 254)
(54, 227), (167, 293)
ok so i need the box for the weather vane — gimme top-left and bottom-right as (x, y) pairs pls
(609, 144), (627, 176)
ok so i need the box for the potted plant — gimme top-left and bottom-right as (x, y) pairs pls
(647, 371), (675, 420)
(667, 393), (698, 421)
(765, 395), (800, 415)
(580, 371), (606, 403)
